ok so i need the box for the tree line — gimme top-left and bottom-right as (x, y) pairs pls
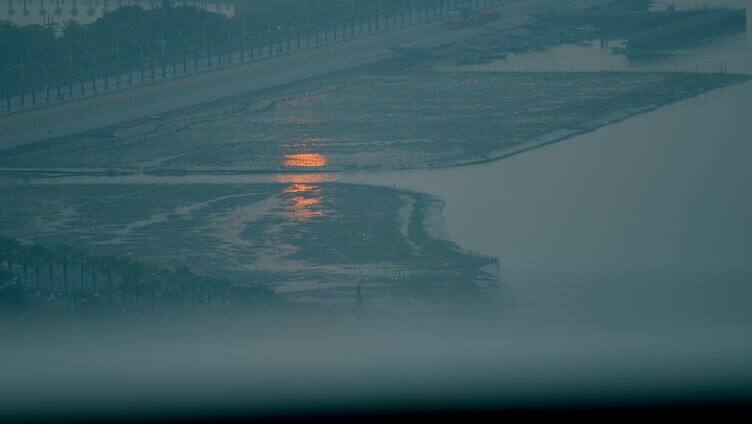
(0, 236), (275, 320)
(1, 0), (472, 89)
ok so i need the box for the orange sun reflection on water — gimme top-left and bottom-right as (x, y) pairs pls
(285, 183), (317, 194)
(274, 173), (334, 184)
(283, 153), (328, 168)
(291, 197), (321, 209)
(275, 173), (331, 221)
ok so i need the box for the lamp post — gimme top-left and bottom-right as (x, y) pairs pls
(261, 18), (272, 33)
(132, 41), (144, 59)
(84, 50), (98, 73)
(67, 48), (74, 73)
(33, 60), (48, 102)
(202, 18), (211, 48)
(218, 25), (232, 61)
(218, 25), (231, 43)
(378, 0), (384, 29)
(33, 60), (47, 86)
(176, 32), (190, 71)
(114, 33), (127, 66)
(20, 50), (32, 82)
(83, 49), (98, 92)
(160, 25), (176, 57)
(132, 41), (144, 81)
(336, 2), (347, 21)
(176, 32), (190, 53)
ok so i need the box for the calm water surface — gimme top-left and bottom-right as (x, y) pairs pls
(346, 27), (752, 334)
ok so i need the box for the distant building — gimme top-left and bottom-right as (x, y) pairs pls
(0, 0), (234, 28)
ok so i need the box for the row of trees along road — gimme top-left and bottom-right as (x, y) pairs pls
(1, 1), (485, 93)
(0, 237), (275, 319)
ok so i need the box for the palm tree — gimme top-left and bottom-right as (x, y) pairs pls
(0, 237), (270, 320)
(72, 248), (91, 293)
(19, 244), (29, 286)
(27, 245), (49, 292)
(93, 254), (111, 300)
(47, 257), (55, 294)
(0, 238), (22, 271)
(53, 245), (73, 296)
(108, 256), (129, 305)
(90, 260), (98, 295)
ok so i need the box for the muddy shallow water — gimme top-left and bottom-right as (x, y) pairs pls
(1, 67), (744, 173)
(0, 180), (501, 316)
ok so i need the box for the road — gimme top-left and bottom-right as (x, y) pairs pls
(0, 0), (611, 149)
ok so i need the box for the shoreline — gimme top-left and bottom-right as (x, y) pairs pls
(445, 73), (750, 171)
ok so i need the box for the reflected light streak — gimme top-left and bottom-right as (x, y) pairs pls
(283, 153), (328, 168)
(285, 183), (319, 194)
(286, 195), (323, 221)
(291, 197), (321, 209)
(289, 208), (323, 220)
(275, 173), (329, 222)
(275, 173), (334, 184)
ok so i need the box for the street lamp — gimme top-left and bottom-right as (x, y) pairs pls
(84, 49), (98, 78)
(202, 18), (212, 47)
(218, 25), (231, 43)
(261, 18), (272, 33)
(132, 41), (144, 60)
(32, 60), (47, 85)
(114, 33), (127, 66)
(83, 49), (98, 92)
(160, 25), (176, 57)
(33, 60), (48, 101)
(132, 42), (144, 81)
(336, 2), (347, 21)
(20, 50), (32, 82)
(67, 48), (74, 73)
(176, 32), (190, 71)
(176, 32), (190, 53)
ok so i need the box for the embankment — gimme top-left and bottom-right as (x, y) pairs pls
(0, 0), (612, 150)
(628, 9), (747, 49)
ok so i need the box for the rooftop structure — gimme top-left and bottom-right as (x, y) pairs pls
(0, 0), (235, 27)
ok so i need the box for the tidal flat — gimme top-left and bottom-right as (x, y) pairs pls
(0, 69), (746, 173)
(0, 182), (501, 316)
(1, 67), (746, 317)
